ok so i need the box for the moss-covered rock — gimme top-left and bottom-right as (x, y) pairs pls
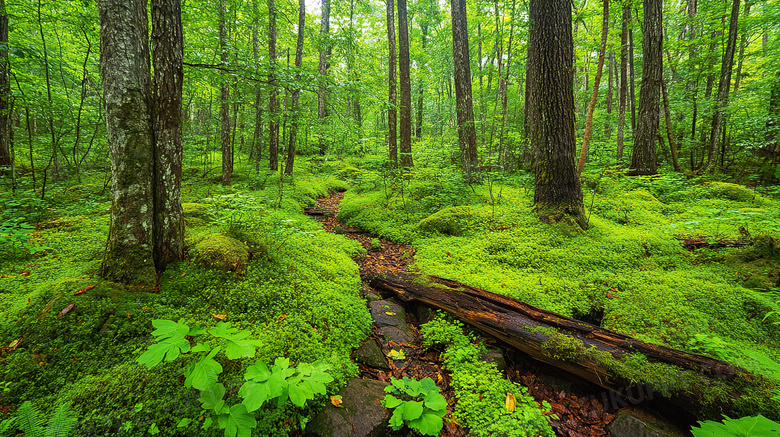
(709, 182), (770, 205)
(182, 202), (210, 227)
(193, 234), (249, 274)
(418, 206), (478, 236)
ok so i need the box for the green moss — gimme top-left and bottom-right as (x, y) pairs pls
(193, 234), (250, 274)
(710, 182), (770, 205)
(418, 206), (479, 236)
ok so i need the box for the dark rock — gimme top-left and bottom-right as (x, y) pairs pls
(361, 287), (382, 303)
(608, 409), (686, 437)
(369, 300), (416, 345)
(377, 326), (416, 345)
(353, 339), (390, 370)
(480, 348), (506, 371)
(307, 378), (391, 437)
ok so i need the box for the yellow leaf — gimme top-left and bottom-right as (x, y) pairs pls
(211, 313), (227, 320)
(330, 395), (343, 407)
(385, 311), (396, 316)
(505, 392), (516, 412)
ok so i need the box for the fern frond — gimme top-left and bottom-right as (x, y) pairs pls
(44, 404), (77, 437)
(0, 417), (18, 437)
(16, 401), (44, 437)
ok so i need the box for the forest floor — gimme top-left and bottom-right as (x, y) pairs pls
(308, 192), (653, 437)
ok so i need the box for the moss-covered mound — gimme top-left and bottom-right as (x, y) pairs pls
(194, 234), (249, 274)
(418, 206), (476, 236)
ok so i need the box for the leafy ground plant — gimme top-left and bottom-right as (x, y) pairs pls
(382, 376), (447, 436)
(0, 401), (77, 437)
(137, 319), (334, 437)
(690, 415), (780, 437)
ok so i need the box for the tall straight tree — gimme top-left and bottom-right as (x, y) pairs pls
(629, 0), (663, 175)
(386, 0), (398, 165)
(151, 0), (184, 270)
(450, 0), (478, 178)
(219, 0), (232, 184)
(251, 0), (263, 169)
(268, 0), (280, 171)
(0, 0), (9, 170)
(577, 0), (609, 175)
(285, 0), (305, 175)
(397, 0), (413, 167)
(616, 4), (629, 160)
(705, 0), (740, 173)
(527, 0), (586, 228)
(317, 0), (331, 154)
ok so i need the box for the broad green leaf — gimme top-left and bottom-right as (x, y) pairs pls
(423, 392), (447, 412)
(151, 319), (190, 339)
(403, 377), (422, 397)
(225, 340), (256, 360)
(185, 356), (223, 390)
(137, 337), (190, 369)
(191, 343), (211, 353)
(691, 415), (780, 437)
(222, 404), (257, 437)
(239, 381), (272, 412)
(288, 380), (314, 408)
(389, 407), (405, 430)
(176, 418), (191, 428)
(419, 377), (438, 394)
(199, 383), (226, 410)
(383, 394), (403, 408)
(245, 362), (271, 382)
(399, 400), (424, 421)
(409, 412), (445, 436)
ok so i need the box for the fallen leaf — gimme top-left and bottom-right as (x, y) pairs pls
(7, 339), (20, 351)
(211, 313), (227, 320)
(74, 285), (95, 295)
(387, 349), (406, 360)
(20, 271), (31, 277)
(330, 395), (343, 407)
(385, 311), (396, 316)
(275, 313), (287, 322)
(505, 392), (516, 412)
(57, 304), (75, 318)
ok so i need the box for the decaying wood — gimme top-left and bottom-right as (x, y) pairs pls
(365, 271), (754, 416)
(677, 236), (748, 250)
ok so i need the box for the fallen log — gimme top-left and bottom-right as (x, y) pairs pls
(365, 271), (775, 419)
(677, 236), (748, 250)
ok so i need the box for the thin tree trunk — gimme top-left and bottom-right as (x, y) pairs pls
(577, 0), (609, 175)
(285, 0), (305, 175)
(628, 21), (637, 134)
(151, 0), (184, 271)
(0, 0), (10, 169)
(387, 0), (398, 166)
(733, 2), (751, 92)
(251, 0), (263, 169)
(705, 0), (740, 173)
(219, 0), (232, 184)
(37, 0), (59, 181)
(398, 0), (413, 167)
(268, 0), (279, 171)
(661, 79), (681, 172)
(317, 0), (331, 154)
(616, 5), (629, 160)
(415, 23), (428, 140)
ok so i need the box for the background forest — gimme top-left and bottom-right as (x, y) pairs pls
(2, 0), (780, 435)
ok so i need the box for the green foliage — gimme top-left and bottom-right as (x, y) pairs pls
(382, 376), (447, 436)
(137, 319), (334, 437)
(691, 415), (780, 437)
(421, 316), (556, 437)
(0, 401), (76, 437)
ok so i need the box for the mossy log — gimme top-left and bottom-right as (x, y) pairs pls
(364, 271), (769, 418)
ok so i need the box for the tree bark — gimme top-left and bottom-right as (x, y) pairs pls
(397, 0), (413, 168)
(386, 0), (398, 166)
(451, 0), (478, 179)
(251, 0), (263, 169)
(317, 0), (331, 154)
(219, 0), (232, 184)
(365, 271), (765, 419)
(268, 0), (279, 171)
(732, 2), (751, 93)
(629, 0), (663, 176)
(151, 0), (184, 272)
(98, 0), (156, 285)
(704, 0), (740, 173)
(577, 0), (609, 176)
(661, 79), (682, 172)
(285, 0), (305, 175)
(0, 0), (10, 169)
(528, 0), (585, 228)
(415, 22), (428, 140)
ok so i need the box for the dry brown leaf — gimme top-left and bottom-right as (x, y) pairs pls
(211, 313), (227, 320)
(330, 396), (343, 407)
(74, 285), (95, 295)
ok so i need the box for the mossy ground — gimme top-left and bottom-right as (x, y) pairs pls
(0, 158), (369, 436)
(339, 162), (780, 418)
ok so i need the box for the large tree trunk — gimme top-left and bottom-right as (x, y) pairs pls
(704, 0), (740, 173)
(151, 0), (184, 272)
(285, 0), (305, 176)
(397, 0), (413, 168)
(386, 0), (398, 166)
(98, 0), (156, 285)
(450, 0), (478, 179)
(317, 0), (331, 155)
(366, 271), (768, 419)
(268, 0), (279, 171)
(629, 0), (663, 176)
(219, 0), (232, 184)
(0, 0), (9, 170)
(528, 0), (585, 228)
(576, 0), (609, 175)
